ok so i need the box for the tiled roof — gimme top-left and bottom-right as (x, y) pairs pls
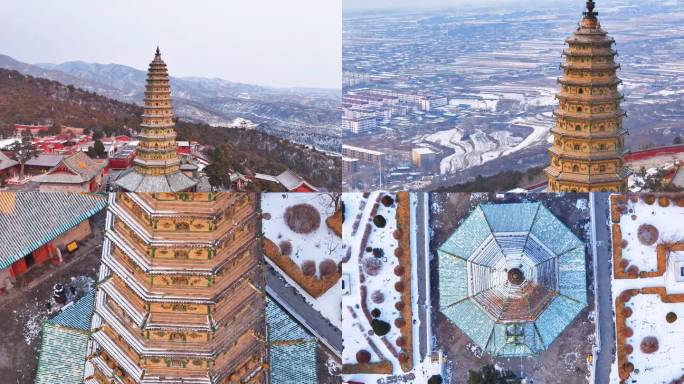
(34, 152), (105, 184)
(34, 323), (89, 384)
(47, 291), (95, 331)
(438, 202), (587, 357)
(115, 168), (197, 192)
(266, 298), (317, 384)
(0, 192), (107, 270)
(0, 151), (18, 171)
(24, 154), (63, 168)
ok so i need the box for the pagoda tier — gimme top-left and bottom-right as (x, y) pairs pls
(115, 48), (197, 193)
(85, 193), (268, 384)
(546, 0), (631, 192)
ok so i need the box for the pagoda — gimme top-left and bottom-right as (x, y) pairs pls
(115, 48), (197, 192)
(84, 192), (268, 384)
(545, 0), (631, 192)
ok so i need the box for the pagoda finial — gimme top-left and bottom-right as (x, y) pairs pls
(584, 0), (598, 18)
(155, 46), (161, 56)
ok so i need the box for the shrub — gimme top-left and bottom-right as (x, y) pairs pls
(284, 204), (321, 234)
(366, 246), (373, 253)
(301, 260), (316, 277)
(393, 229), (403, 240)
(371, 308), (381, 318)
(319, 259), (337, 278)
(623, 362), (634, 373)
(370, 319), (391, 336)
(397, 350), (409, 363)
(619, 292), (632, 303)
(381, 195), (394, 207)
(624, 344), (633, 354)
(373, 215), (387, 228)
(394, 265), (405, 276)
(666, 312), (677, 323)
(372, 248), (384, 258)
(428, 375), (443, 384)
(371, 290), (385, 304)
(394, 247), (403, 257)
(637, 224), (659, 246)
(622, 327), (633, 338)
(395, 281), (405, 292)
(262, 212), (271, 220)
(396, 336), (406, 347)
(643, 194), (656, 205)
(621, 239), (629, 249)
(394, 317), (406, 328)
(640, 336), (659, 354)
(395, 301), (405, 311)
(658, 196), (670, 207)
(363, 257), (383, 276)
(279, 240), (292, 256)
(627, 265), (639, 276)
(623, 307), (633, 318)
(356, 350), (371, 364)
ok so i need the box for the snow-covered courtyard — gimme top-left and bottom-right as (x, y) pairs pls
(610, 194), (684, 383)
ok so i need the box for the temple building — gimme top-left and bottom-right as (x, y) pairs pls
(438, 203), (587, 356)
(84, 193), (268, 383)
(546, 0), (631, 192)
(115, 48), (197, 192)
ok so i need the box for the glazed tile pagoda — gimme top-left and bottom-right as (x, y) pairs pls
(84, 193), (267, 384)
(546, 0), (631, 192)
(115, 48), (197, 192)
(438, 203), (587, 357)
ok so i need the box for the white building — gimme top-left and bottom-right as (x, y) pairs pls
(342, 115), (377, 134)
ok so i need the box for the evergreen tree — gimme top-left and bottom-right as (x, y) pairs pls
(8, 130), (38, 180)
(468, 364), (522, 384)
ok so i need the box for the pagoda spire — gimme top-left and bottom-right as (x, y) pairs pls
(114, 47), (197, 192)
(584, 0), (598, 18)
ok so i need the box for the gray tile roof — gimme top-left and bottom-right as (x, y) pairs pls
(25, 154), (63, 168)
(114, 168), (197, 192)
(0, 192), (107, 270)
(0, 151), (18, 171)
(33, 152), (106, 184)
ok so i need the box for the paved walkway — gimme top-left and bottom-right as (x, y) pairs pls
(264, 263), (342, 356)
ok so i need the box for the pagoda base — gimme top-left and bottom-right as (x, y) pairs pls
(115, 169), (197, 192)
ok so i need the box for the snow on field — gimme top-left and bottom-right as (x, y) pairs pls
(622, 294), (684, 383)
(420, 128), (522, 174)
(619, 199), (684, 273)
(262, 193), (344, 273)
(502, 112), (553, 156)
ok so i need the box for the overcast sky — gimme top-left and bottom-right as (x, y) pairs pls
(0, 0), (341, 89)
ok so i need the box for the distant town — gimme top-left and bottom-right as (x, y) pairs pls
(342, 0), (684, 192)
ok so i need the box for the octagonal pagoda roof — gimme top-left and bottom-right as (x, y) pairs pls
(438, 202), (587, 357)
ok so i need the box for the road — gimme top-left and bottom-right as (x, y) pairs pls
(592, 193), (616, 384)
(413, 192), (430, 360)
(264, 263), (342, 357)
